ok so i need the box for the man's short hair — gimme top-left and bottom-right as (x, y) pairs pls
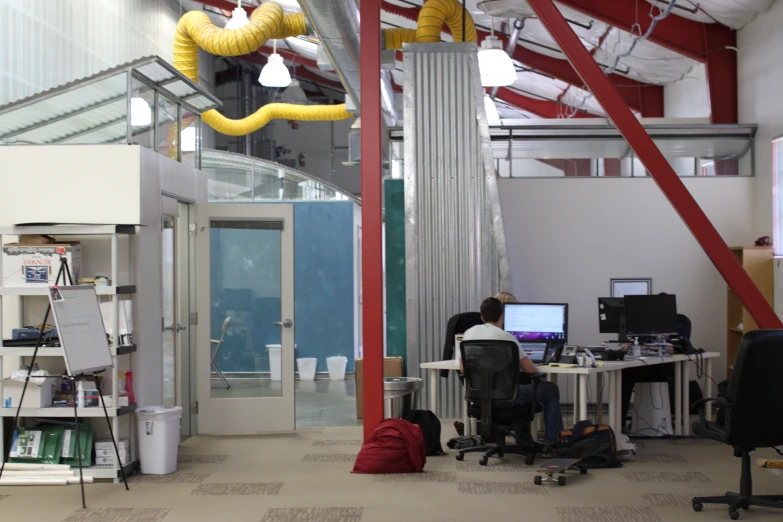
(480, 297), (504, 323)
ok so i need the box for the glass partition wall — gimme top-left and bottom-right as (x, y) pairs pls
(0, 57), (217, 168)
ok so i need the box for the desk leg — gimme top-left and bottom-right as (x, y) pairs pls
(428, 369), (438, 416)
(683, 362), (691, 436)
(614, 370), (622, 434)
(674, 362), (682, 436)
(596, 373), (604, 425)
(572, 376), (579, 425)
(705, 359), (714, 422)
(608, 372), (616, 433)
(578, 375), (588, 421)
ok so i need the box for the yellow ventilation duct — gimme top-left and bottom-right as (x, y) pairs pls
(172, 1), (351, 138)
(384, 0), (478, 50)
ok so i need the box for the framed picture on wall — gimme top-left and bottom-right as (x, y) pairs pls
(611, 278), (652, 298)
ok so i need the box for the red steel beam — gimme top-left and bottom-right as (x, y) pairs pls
(556, 0), (737, 123)
(361, 0), (385, 439)
(494, 87), (596, 119)
(380, 0), (662, 116)
(528, 0), (781, 329)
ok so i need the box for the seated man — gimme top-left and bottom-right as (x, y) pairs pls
(461, 297), (564, 445)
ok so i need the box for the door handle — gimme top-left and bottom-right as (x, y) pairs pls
(176, 323), (186, 332)
(164, 323), (187, 332)
(273, 319), (294, 329)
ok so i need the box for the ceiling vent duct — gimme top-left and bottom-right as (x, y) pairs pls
(477, 0), (535, 18)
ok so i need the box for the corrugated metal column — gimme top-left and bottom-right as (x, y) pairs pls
(403, 43), (510, 419)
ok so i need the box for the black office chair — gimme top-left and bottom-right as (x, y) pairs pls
(455, 340), (543, 466)
(441, 312), (483, 378)
(691, 330), (783, 520)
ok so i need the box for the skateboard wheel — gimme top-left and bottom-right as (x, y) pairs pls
(479, 457), (488, 466)
(580, 466), (587, 475)
(455, 453), (464, 461)
(534, 475), (542, 486)
(729, 510), (739, 520)
(525, 455), (535, 466)
(692, 503), (703, 512)
(558, 476), (566, 486)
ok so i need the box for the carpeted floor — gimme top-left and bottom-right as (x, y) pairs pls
(1, 424), (782, 521)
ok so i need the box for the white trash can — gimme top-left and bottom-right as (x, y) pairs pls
(296, 358), (317, 381)
(136, 406), (182, 475)
(631, 382), (673, 437)
(266, 344), (282, 381)
(326, 356), (348, 380)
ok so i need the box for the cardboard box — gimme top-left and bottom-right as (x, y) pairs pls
(95, 438), (130, 451)
(95, 455), (131, 465)
(2, 379), (53, 409)
(355, 357), (403, 419)
(96, 448), (129, 458)
(2, 242), (81, 286)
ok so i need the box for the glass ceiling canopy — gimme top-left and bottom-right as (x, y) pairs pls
(0, 56), (220, 146)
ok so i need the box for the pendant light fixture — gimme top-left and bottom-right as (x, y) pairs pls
(483, 94), (500, 123)
(259, 39), (292, 88)
(130, 97), (151, 126)
(478, 18), (517, 87)
(224, 0), (249, 30)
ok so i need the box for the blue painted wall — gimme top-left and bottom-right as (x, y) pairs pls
(211, 201), (356, 374)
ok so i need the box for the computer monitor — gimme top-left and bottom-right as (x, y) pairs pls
(624, 294), (678, 336)
(598, 297), (626, 335)
(503, 303), (568, 344)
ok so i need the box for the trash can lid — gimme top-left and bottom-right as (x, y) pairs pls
(383, 377), (423, 392)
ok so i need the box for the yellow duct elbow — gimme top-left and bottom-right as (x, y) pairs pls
(383, 0), (477, 50)
(174, 2), (307, 82)
(384, 28), (417, 51)
(201, 104), (353, 136)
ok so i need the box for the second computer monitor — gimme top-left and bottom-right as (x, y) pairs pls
(503, 303), (568, 344)
(624, 294), (678, 336)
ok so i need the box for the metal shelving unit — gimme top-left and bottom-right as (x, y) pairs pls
(0, 224), (138, 482)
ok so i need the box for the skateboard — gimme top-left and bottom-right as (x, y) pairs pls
(758, 459), (783, 469)
(533, 458), (587, 486)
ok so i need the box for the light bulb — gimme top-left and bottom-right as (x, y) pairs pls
(130, 97), (151, 126)
(181, 126), (196, 152)
(478, 36), (517, 87)
(259, 53), (292, 88)
(484, 95), (500, 123)
(224, 7), (249, 30)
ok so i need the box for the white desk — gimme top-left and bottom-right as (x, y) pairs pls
(420, 351), (718, 438)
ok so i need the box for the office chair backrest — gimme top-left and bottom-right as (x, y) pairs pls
(218, 316), (231, 343)
(727, 330), (783, 447)
(460, 340), (519, 405)
(677, 314), (692, 340)
(441, 312), (483, 375)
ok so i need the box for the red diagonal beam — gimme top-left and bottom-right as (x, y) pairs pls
(556, 0), (736, 123)
(528, 0), (781, 329)
(380, 0), (662, 116)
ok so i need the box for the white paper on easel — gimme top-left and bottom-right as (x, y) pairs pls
(99, 299), (134, 346)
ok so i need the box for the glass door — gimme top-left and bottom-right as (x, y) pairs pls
(196, 203), (295, 434)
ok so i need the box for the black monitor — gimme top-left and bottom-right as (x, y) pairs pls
(624, 294), (678, 336)
(598, 297), (626, 340)
(503, 302), (568, 344)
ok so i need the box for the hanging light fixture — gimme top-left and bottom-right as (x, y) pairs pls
(224, 0), (249, 30)
(181, 127), (196, 152)
(483, 95), (500, 123)
(259, 39), (292, 88)
(478, 18), (517, 87)
(130, 97), (151, 126)
(281, 79), (308, 103)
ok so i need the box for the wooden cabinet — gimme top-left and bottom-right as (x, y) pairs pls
(726, 246), (773, 376)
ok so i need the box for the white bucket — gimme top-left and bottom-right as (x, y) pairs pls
(266, 344), (282, 381)
(326, 356), (348, 380)
(296, 358), (317, 381)
(136, 406), (182, 475)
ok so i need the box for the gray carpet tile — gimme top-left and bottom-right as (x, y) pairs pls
(372, 471), (457, 483)
(643, 493), (719, 507)
(261, 507), (363, 521)
(301, 453), (357, 462)
(457, 481), (548, 494)
(177, 454), (229, 464)
(128, 472), (210, 484)
(62, 508), (171, 521)
(312, 439), (363, 446)
(556, 507), (661, 522)
(632, 453), (688, 463)
(623, 471), (712, 483)
(191, 482), (284, 495)
(456, 461), (536, 472)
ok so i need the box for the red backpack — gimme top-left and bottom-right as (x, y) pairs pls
(352, 419), (426, 474)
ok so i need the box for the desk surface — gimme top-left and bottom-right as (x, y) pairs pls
(420, 352), (719, 374)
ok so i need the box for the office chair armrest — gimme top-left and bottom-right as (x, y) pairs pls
(210, 340), (220, 344)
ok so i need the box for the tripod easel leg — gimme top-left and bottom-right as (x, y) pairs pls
(70, 378), (87, 508)
(97, 383), (129, 490)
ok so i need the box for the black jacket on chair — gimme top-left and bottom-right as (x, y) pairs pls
(691, 330), (783, 520)
(440, 312), (483, 378)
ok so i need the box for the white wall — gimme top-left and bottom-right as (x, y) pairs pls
(738, 0), (783, 237)
(664, 63), (710, 120)
(498, 177), (757, 384)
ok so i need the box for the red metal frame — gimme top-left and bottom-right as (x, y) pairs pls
(494, 87), (596, 119)
(556, 0), (737, 124)
(528, 0), (781, 329)
(360, 0), (385, 439)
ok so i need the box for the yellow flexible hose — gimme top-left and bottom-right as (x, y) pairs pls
(202, 103), (353, 136)
(384, 0), (477, 50)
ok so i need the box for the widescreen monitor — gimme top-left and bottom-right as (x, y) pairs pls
(503, 303), (568, 344)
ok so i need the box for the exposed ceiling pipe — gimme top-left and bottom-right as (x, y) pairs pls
(490, 18), (524, 98)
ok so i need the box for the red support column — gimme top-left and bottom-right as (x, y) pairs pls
(528, 0), (782, 329)
(703, 25), (738, 124)
(360, 0), (385, 440)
